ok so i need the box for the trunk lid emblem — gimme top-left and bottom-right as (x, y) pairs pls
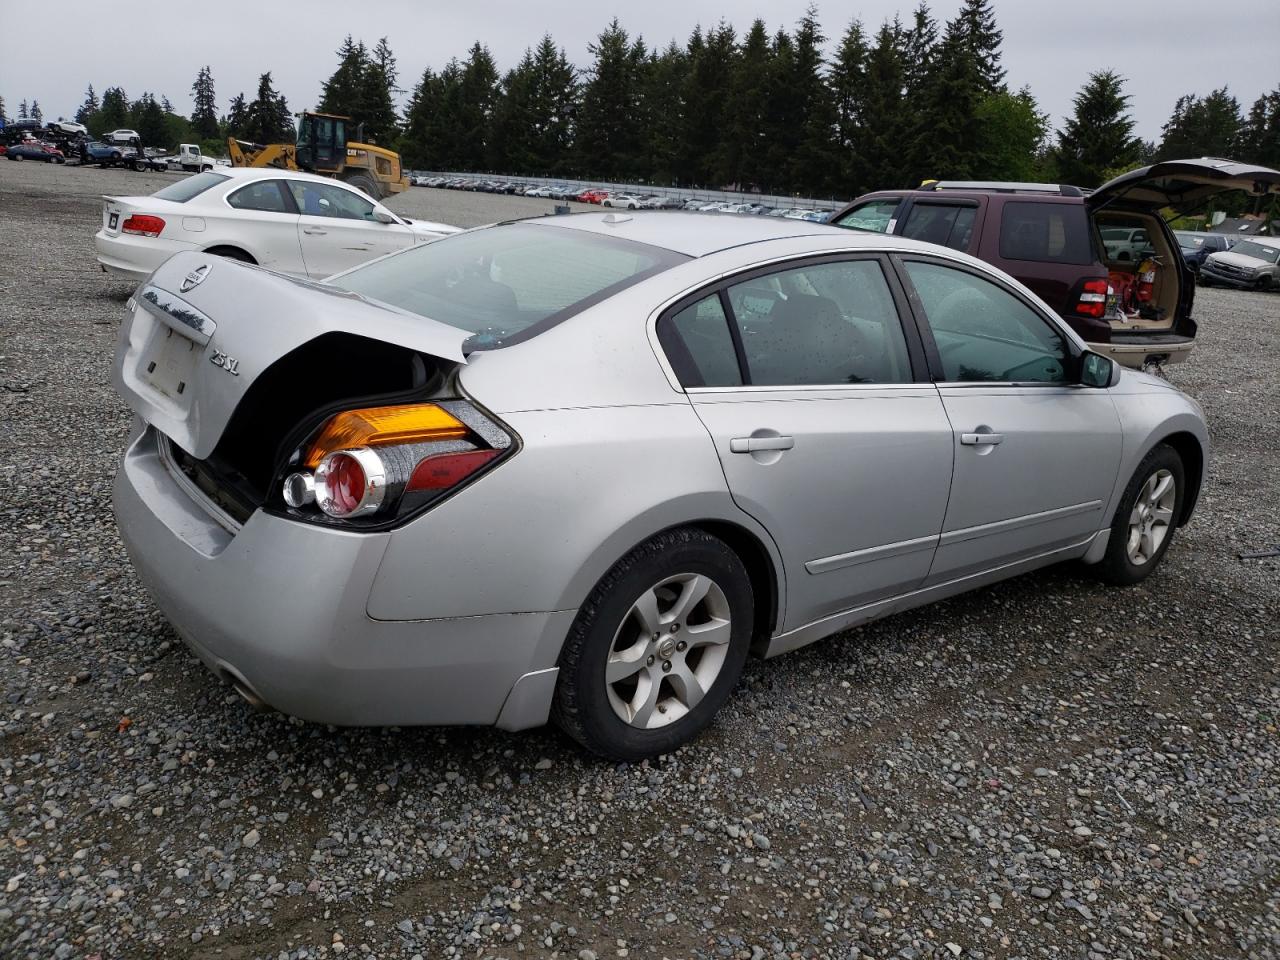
(180, 264), (211, 292)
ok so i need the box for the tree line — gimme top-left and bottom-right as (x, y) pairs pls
(5, 0), (1279, 197)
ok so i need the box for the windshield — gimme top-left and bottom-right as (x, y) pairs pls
(1175, 231), (1207, 249)
(1231, 240), (1280, 263)
(152, 172), (229, 203)
(330, 222), (688, 350)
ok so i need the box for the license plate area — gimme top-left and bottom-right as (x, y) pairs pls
(109, 211), (119, 230)
(140, 325), (200, 401)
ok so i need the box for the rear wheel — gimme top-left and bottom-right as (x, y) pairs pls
(1094, 444), (1184, 585)
(552, 529), (753, 761)
(10, 153), (22, 162)
(344, 173), (380, 199)
(204, 246), (255, 265)
(133, 159), (147, 172)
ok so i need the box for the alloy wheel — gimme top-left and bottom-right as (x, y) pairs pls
(1126, 468), (1176, 565)
(604, 573), (732, 729)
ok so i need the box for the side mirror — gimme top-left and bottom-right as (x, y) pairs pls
(1079, 351), (1115, 388)
(372, 210), (397, 224)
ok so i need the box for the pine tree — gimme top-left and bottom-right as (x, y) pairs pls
(244, 72), (292, 144)
(0, 96), (6, 121)
(18, 99), (29, 119)
(761, 28), (800, 190)
(1054, 70), (1142, 186)
(789, 6), (841, 195)
(30, 100), (43, 124)
(830, 18), (869, 193)
(358, 37), (400, 143)
(901, 2), (937, 95)
(75, 85), (100, 125)
(680, 23), (737, 186)
(856, 21), (908, 190)
(191, 67), (219, 140)
(527, 36), (577, 173)
(224, 93), (248, 139)
(576, 20), (649, 179)
(718, 21), (769, 188)
(398, 66), (439, 168)
(955, 0), (1004, 94)
(319, 36), (368, 119)
(1240, 86), (1280, 169)
(911, 16), (988, 182)
(457, 43), (499, 170)
(99, 87), (130, 131)
(643, 41), (690, 184)
(1157, 88), (1242, 161)
(977, 86), (1050, 181)
(129, 93), (169, 146)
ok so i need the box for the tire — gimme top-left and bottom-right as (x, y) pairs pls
(344, 173), (380, 199)
(133, 160), (147, 172)
(552, 528), (754, 761)
(1093, 444), (1185, 586)
(11, 153), (23, 162)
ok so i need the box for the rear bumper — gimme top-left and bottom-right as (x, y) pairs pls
(94, 230), (195, 280)
(1089, 336), (1193, 369)
(113, 427), (573, 729)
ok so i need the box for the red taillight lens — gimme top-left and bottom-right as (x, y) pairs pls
(407, 450), (500, 491)
(1075, 279), (1110, 318)
(121, 214), (165, 237)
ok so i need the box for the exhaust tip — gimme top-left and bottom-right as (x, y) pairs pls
(219, 665), (271, 712)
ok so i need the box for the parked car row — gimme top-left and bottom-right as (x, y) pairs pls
(408, 175), (839, 219)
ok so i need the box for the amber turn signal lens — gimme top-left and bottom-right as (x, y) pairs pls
(304, 405), (467, 468)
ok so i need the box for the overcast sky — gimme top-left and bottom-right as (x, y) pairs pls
(2, 0), (1276, 144)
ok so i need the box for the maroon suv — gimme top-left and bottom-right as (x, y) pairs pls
(831, 159), (1280, 368)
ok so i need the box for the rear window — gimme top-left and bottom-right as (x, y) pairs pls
(998, 201), (1093, 265)
(152, 172), (229, 203)
(330, 223), (688, 349)
(1232, 240), (1280, 263)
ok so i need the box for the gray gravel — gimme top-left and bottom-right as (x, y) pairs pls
(2, 159), (1278, 959)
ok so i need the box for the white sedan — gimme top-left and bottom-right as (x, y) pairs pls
(94, 168), (458, 281)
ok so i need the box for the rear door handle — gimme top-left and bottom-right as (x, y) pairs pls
(730, 436), (795, 453)
(303, 227), (327, 235)
(960, 432), (1004, 446)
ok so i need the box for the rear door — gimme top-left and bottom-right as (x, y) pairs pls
(221, 178), (305, 274)
(895, 256), (1122, 581)
(658, 255), (954, 631)
(287, 180), (414, 278)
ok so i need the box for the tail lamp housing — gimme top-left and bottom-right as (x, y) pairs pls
(1074, 278), (1113, 319)
(278, 401), (513, 527)
(121, 214), (166, 237)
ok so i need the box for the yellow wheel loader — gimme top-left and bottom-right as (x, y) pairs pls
(227, 112), (409, 199)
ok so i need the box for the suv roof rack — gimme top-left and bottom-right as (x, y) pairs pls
(918, 180), (1084, 198)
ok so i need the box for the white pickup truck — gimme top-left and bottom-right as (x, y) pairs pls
(168, 144), (216, 173)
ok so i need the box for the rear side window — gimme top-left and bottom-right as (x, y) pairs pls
(151, 172), (229, 203)
(228, 180), (292, 213)
(901, 203), (977, 250)
(659, 295), (742, 388)
(999, 201), (1093, 265)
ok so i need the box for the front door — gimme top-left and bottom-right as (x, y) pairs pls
(658, 256), (955, 630)
(896, 257), (1123, 582)
(286, 180), (413, 278)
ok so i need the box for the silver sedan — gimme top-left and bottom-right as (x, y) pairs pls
(112, 213), (1208, 760)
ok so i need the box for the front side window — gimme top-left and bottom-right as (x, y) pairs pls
(288, 181), (376, 220)
(998, 201), (1092, 264)
(227, 180), (292, 213)
(901, 203), (977, 250)
(834, 199), (900, 234)
(904, 260), (1069, 383)
(725, 259), (912, 386)
(330, 223), (686, 348)
(659, 295), (742, 388)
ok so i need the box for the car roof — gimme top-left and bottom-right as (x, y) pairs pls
(204, 166), (370, 189)
(526, 210), (847, 257)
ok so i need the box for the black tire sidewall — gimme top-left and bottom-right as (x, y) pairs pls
(559, 533), (753, 761)
(1100, 445), (1185, 585)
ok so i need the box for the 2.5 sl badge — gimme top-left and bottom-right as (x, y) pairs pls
(210, 350), (240, 376)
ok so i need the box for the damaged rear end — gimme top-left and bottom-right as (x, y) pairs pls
(114, 251), (514, 534)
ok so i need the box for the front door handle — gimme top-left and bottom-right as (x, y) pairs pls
(303, 227), (327, 235)
(960, 432), (1005, 446)
(730, 435), (795, 453)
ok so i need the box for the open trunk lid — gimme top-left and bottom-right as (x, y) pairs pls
(113, 251), (467, 460)
(1088, 157), (1280, 215)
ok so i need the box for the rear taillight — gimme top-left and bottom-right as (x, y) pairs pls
(121, 214), (165, 237)
(1075, 278), (1110, 318)
(279, 401), (512, 526)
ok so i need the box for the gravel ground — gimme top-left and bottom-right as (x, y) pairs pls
(1, 160), (1278, 960)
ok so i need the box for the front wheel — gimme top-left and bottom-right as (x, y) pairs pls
(552, 529), (753, 761)
(10, 153), (23, 162)
(1093, 444), (1184, 585)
